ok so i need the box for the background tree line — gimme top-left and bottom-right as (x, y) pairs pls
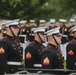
(0, 0), (76, 21)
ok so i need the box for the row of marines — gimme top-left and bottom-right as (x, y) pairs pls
(0, 19), (75, 74)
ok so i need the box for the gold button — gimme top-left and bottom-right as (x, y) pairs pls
(58, 58), (60, 59)
(14, 48), (16, 50)
(12, 69), (14, 71)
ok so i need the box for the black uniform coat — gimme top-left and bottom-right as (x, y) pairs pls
(67, 26), (74, 41)
(41, 43), (64, 69)
(59, 26), (68, 44)
(18, 27), (28, 43)
(48, 26), (57, 30)
(27, 26), (36, 42)
(0, 34), (24, 74)
(25, 40), (45, 68)
(66, 38), (76, 70)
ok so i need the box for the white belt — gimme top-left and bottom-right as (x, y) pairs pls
(7, 61), (22, 65)
(62, 35), (67, 37)
(29, 34), (34, 36)
(19, 35), (26, 37)
(75, 63), (76, 65)
(34, 64), (42, 67)
(69, 34), (73, 36)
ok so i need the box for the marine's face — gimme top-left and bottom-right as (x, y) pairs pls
(1, 25), (6, 30)
(30, 22), (35, 27)
(0, 32), (3, 39)
(70, 22), (75, 26)
(59, 22), (65, 27)
(73, 31), (76, 38)
(54, 35), (62, 44)
(39, 33), (46, 42)
(20, 24), (26, 28)
(50, 23), (56, 27)
(39, 22), (45, 27)
(11, 26), (19, 36)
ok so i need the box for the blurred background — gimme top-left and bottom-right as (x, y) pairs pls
(0, 0), (76, 24)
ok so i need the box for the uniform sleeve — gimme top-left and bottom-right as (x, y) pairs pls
(66, 44), (76, 70)
(0, 41), (9, 74)
(25, 46), (35, 68)
(41, 51), (53, 69)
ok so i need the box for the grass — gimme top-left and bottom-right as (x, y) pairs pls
(64, 60), (67, 69)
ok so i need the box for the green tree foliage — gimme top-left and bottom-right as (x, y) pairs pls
(0, 0), (49, 20)
(0, 0), (76, 20)
(56, 0), (76, 19)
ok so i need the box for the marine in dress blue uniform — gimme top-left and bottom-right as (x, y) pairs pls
(0, 20), (24, 74)
(41, 27), (64, 69)
(48, 19), (57, 30)
(66, 25), (76, 70)
(26, 20), (36, 42)
(67, 19), (75, 41)
(25, 27), (46, 69)
(18, 20), (28, 43)
(59, 19), (68, 60)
